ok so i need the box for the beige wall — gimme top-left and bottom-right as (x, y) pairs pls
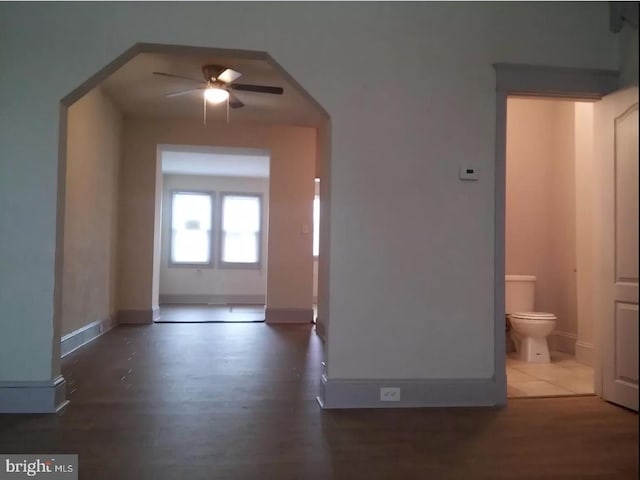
(160, 174), (270, 299)
(117, 122), (158, 311)
(550, 101), (578, 338)
(151, 159), (163, 312)
(574, 103), (596, 360)
(119, 117), (316, 315)
(62, 87), (122, 336)
(506, 98), (578, 342)
(315, 121), (331, 340)
(265, 126), (316, 311)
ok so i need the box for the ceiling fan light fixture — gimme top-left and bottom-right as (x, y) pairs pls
(204, 87), (229, 104)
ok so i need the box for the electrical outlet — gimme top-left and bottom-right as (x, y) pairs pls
(459, 165), (479, 181)
(380, 387), (401, 402)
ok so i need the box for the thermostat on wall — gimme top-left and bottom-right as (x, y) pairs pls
(459, 165), (479, 181)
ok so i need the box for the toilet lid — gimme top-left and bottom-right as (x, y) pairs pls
(511, 312), (556, 320)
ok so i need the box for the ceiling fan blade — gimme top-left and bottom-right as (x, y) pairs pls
(202, 65), (227, 82)
(230, 83), (284, 95)
(228, 92), (244, 109)
(153, 72), (206, 84)
(166, 87), (205, 97)
(217, 68), (242, 84)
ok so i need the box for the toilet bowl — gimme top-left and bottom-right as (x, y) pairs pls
(505, 275), (556, 363)
(509, 312), (556, 363)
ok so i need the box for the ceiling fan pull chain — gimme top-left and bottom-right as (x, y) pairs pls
(226, 97), (230, 124)
(203, 94), (207, 126)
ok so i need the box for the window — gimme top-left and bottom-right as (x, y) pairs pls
(221, 194), (262, 266)
(313, 195), (320, 257)
(170, 192), (213, 265)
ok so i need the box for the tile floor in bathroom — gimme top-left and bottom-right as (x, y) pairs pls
(506, 351), (595, 398)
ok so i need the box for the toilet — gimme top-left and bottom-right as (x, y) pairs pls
(505, 275), (556, 363)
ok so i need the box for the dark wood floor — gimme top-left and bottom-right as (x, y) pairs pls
(0, 323), (637, 479)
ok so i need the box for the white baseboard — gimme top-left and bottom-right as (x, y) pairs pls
(318, 374), (504, 409)
(61, 315), (117, 357)
(575, 341), (595, 366)
(315, 320), (327, 341)
(0, 376), (68, 413)
(159, 294), (265, 305)
(265, 308), (314, 323)
(548, 330), (577, 355)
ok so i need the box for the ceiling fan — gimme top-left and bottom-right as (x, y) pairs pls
(152, 64), (284, 123)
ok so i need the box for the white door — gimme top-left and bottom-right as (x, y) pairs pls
(594, 86), (639, 411)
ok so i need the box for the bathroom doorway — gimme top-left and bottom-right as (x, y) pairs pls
(494, 66), (638, 411)
(504, 97), (597, 398)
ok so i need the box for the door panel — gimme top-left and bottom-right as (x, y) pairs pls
(614, 303), (638, 386)
(595, 87), (638, 411)
(615, 105), (639, 284)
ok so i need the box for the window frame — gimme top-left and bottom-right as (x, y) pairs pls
(168, 190), (216, 268)
(218, 192), (264, 270)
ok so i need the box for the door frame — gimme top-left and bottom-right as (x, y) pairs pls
(493, 64), (619, 403)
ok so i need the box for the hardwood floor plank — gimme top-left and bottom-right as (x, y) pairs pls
(0, 323), (637, 479)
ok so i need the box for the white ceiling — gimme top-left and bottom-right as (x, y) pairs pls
(102, 52), (324, 127)
(161, 146), (270, 178)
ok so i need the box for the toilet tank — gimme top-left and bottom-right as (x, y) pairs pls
(505, 275), (536, 314)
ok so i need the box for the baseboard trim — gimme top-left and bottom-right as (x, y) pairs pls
(118, 309), (155, 324)
(548, 330), (577, 355)
(61, 315), (117, 357)
(159, 294), (266, 305)
(315, 320), (327, 341)
(318, 375), (503, 409)
(265, 308), (314, 324)
(0, 376), (68, 413)
(575, 340), (595, 366)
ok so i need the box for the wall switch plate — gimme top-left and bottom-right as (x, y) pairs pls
(380, 387), (401, 402)
(459, 165), (479, 181)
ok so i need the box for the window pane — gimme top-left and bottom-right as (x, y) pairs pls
(223, 196), (260, 232)
(171, 193), (212, 263)
(172, 230), (210, 263)
(223, 233), (258, 263)
(313, 196), (320, 257)
(222, 195), (261, 264)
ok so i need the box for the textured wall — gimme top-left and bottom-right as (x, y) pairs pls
(61, 88), (122, 336)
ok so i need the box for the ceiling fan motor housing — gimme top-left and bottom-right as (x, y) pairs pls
(202, 65), (227, 82)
